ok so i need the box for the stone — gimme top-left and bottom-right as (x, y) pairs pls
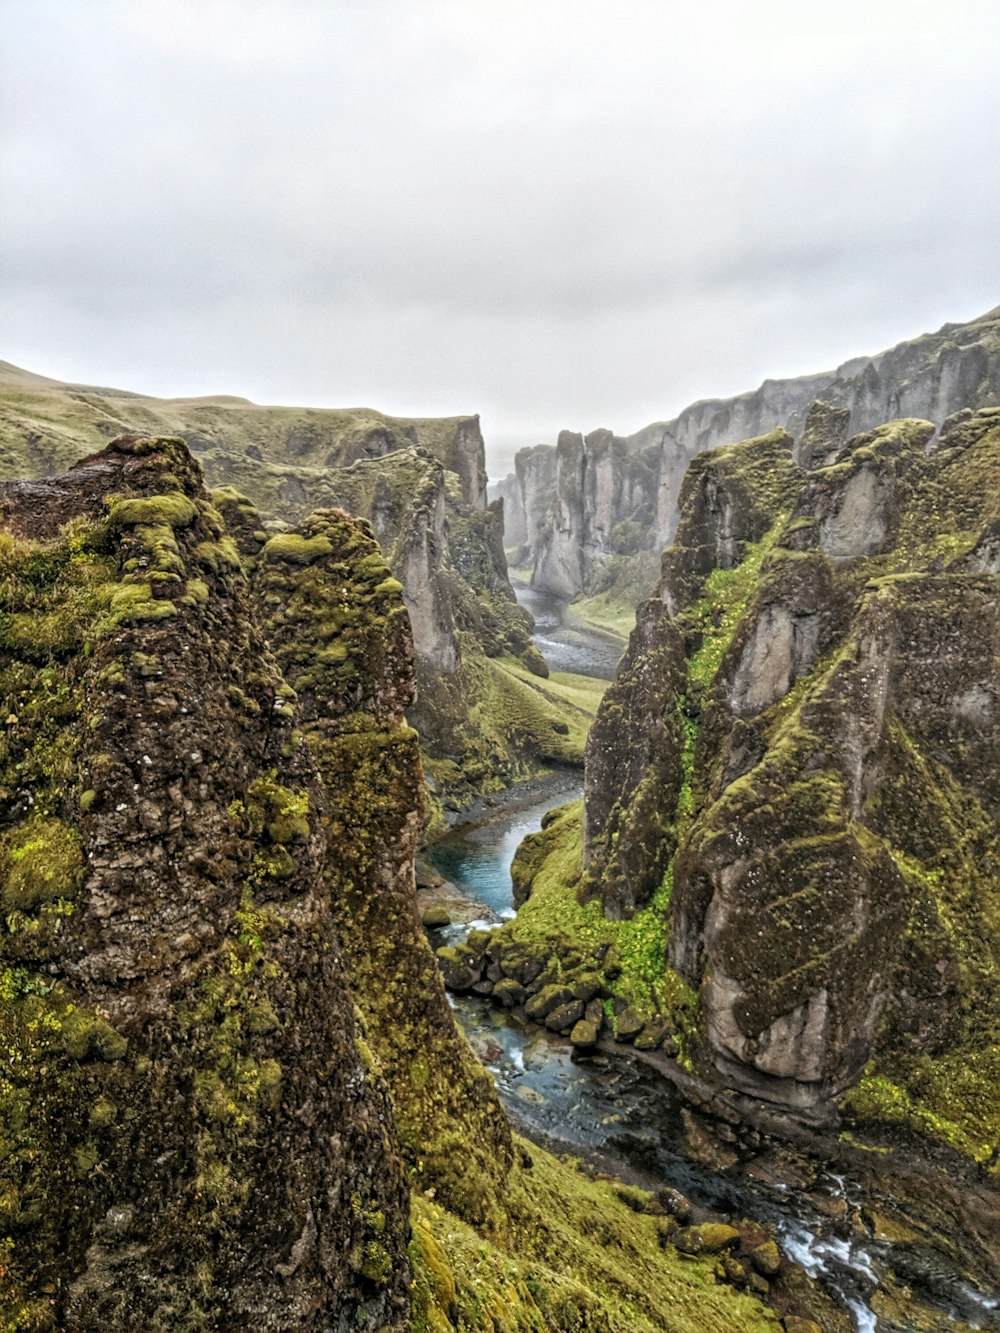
(421, 905), (451, 928)
(524, 984), (574, 1021)
(491, 977), (527, 1008)
(571, 972), (605, 1002)
(655, 1188), (692, 1221)
(569, 1019), (600, 1047)
(674, 1223), (742, 1255)
(435, 946), (476, 992)
(633, 1020), (672, 1051)
(750, 1240), (782, 1277)
(545, 1000), (585, 1032)
(614, 1007), (644, 1041)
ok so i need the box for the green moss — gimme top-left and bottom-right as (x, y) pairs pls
(1, 818), (84, 914)
(107, 494), (199, 530)
(260, 532), (334, 565)
(681, 517), (785, 692)
(410, 1137), (780, 1332)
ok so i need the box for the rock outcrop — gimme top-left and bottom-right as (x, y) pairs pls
(0, 433), (786, 1333)
(584, 409), (1000, 1150)
(0, 436), (410, 1329)
(250, 509), (513, 1226)
(498, 305), (1000, 597)
(0, 365), (598, 813)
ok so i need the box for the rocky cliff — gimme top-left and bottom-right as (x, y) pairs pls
(0, 364), (596, 813)
(0, 435), (411, 1329)
(500, 305), (1000, 599)
(562, 408), (999, 1160)
(0, 434), (786, 1331)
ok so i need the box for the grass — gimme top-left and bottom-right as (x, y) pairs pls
(411, 1135), (781, 1333)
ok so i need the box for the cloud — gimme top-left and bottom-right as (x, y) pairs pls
(2, 0), (999, 472)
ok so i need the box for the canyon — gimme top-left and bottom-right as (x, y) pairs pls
(0, 304), (998, 1330)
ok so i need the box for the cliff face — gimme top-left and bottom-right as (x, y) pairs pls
(503, 305), (1000, 597)
(0, 366), (597, 813)
(584, 409), (1000, 1154)
(0, 436), (410, 1329)
(250, 509), (513, 1227)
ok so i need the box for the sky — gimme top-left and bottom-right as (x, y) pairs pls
(3, 0), (999, 479)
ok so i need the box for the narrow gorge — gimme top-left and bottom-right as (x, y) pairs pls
(0, 306), (997, 1331)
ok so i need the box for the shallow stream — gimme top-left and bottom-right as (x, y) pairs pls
(427, 792), (999, 1333)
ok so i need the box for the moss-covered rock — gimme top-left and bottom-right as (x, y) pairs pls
(0, 436), (411, 1329)
(252, 507), (514, 1228)
(506, 411), (1000, 1184)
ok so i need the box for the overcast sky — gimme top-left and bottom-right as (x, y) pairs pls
(3, 0), (999, 477)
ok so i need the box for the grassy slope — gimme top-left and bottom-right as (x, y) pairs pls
(412, 1136), (780, 1333)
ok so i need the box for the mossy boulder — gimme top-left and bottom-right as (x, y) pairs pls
(675, 1223), (742, 1255)
(544, 999), (585, 1033)
(750, 1240), (782, 1277)
(524, 984), (574, 1021)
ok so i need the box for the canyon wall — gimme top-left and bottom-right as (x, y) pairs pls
(0, 367), (592, 813)
(497, 305), (1000, 598)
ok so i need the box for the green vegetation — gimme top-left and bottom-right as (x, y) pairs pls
(411, 1137), (780, 1333)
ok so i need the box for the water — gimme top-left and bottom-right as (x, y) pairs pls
(429, 781), (579, 921)
(514, 583), (624, 680)
(427, 789), (1000, 1332)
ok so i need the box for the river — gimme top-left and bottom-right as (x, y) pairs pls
(428, 793), (999, 1331)
(513, 582), (625, 679)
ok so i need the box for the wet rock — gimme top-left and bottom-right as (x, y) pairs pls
(545, 999), (585, 1032)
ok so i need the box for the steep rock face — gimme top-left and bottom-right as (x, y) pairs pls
(587, 410), (1000, 1150)
(251, 510), (513, 1226)
(486, 472), (527, 549)
(0, 437), (410, 1330)
(0, 368), (588, 812)
(514, 442), (560, 561)
(531, 428), (660, 598)
(498, 306), (1000, 597)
